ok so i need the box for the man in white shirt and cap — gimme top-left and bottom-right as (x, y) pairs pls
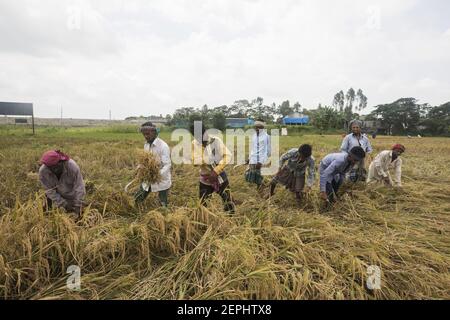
(134, 122), (172, 207)
(245, 119), (271, 191)
(367, 144), (405, 187)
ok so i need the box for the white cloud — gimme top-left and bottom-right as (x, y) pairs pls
(444, 28), (450, 37)
(0, 0), (449, 119)
(417, 78), (437, 88)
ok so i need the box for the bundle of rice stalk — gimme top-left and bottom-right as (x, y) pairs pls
(135, 150), (162, 185)
(26, 171), (39, 181)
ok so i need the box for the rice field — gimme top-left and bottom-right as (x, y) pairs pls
(0, 128), (449, 300)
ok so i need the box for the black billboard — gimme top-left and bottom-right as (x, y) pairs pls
(0, 102), (33, 116)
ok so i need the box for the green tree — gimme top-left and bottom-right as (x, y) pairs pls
(311, 106), (346, 131)
(332, 88), (367, 129)
(332, 90), (345, 112)
(421, 102), (450, 136)
(250, 97), (265, 117)
(247, 97), (275, 122)
(345, 88), (356, 116)
(293, 102), (302, 113)
(230, 99), (250, 117)
(371, 98), (426, 135)
(171, 107), (197, 127)
(165, 114), (173, 125)
(213, 105), (231, 117)
(201, 104), (209, 116)
(355, 89), (368, 112)
(277, 100), (294, 118)
(212, 112), (226, 131)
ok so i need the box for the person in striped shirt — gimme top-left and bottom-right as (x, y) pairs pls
(269, 144), (315, 206)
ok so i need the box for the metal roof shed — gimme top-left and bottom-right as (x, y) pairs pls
(0, 102), (34, 134)
(282, 116), (309, 125)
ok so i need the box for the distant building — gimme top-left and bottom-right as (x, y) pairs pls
(125, 115), (167, 125)
(282, 113), (309, 125)
(226, 118), (255, 128)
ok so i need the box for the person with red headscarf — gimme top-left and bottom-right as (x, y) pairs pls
(367, 144), (406, 187)
(38, 150), (86, 217)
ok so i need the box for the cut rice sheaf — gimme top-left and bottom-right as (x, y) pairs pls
(136, 149), (162, 184)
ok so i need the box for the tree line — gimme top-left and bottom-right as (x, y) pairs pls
(368, 98), (450, 136)
(165, 97), (303, 128)
(143, 88), (449, 136)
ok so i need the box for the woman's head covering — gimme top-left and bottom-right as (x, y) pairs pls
(392, 144), (406, 152)
(40, 150), (70, 167)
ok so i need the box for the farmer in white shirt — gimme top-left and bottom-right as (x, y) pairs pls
(367, 144), (405, 187)
(340, 120), (372, 182)
(245, 120), (271, 190)
(134, 122), (172, 207)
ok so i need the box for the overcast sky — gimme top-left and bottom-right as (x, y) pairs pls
(0, 0), (449, 119)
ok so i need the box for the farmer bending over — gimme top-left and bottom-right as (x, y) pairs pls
(367, 144), (405, 187)
(319, 146), (366, 203)
(245, 119), (271, 191)
(269, 144), (315, 205)
(134, 122), (172, 207)
(39, 150), (85, 217)
(191, 122), (235, 214)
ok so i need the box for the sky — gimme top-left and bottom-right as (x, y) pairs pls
(0, 0), (449, 119)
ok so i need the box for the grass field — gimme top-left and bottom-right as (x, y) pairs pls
(0, 127), (449, 299)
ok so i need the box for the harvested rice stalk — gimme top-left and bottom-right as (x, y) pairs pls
(26, 172), (39, 181)
(135, 149), (162, 185)
(84, 179), (96, 194)
(2, 133), (450, 300)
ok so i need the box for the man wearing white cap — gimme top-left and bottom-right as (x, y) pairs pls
(245, 119), (271, 191)
(134, 122), (172, 207)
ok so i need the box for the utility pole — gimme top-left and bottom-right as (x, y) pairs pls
(32, 104), (35, 135)
(60, 106), (63, 126)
